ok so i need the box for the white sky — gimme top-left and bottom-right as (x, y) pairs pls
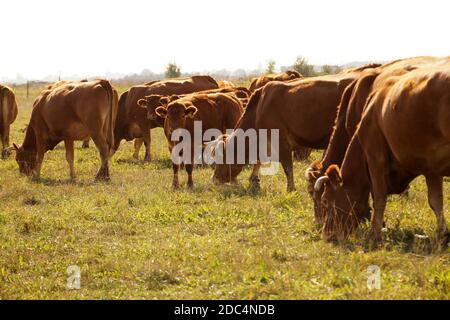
(1, 0), (449, 79)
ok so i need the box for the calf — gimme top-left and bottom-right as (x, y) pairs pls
(154, 93), (243, 189)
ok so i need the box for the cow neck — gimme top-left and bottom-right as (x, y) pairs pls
(321, 118), (351, 173)
(339, 133), (371, 218)
(320, 79), (356, 173)
(22, 124), (37, 153)
(235, 108), (255, 132)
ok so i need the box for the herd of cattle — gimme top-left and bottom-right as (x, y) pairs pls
(0, 55), (449, 245)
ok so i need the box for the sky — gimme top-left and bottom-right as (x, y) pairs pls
(1, 0), (449, 80)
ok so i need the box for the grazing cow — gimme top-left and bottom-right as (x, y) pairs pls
(210, 69), (375, 192)
(249, 70), (302, 92)
(305, 56), (447, 227)
(114, 76), (219, 161)
(13, 80), (118, 181)
(316, 65), (450, 245)
(0, 85), (18, 159)
(154, 93), (243, 189)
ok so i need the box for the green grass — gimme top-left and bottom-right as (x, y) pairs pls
(0, 85), (448, 299)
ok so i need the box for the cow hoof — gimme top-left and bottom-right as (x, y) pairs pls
(439, 231), (450, 249)
(172, 183), (180, 190)
(187, 183), (194, 189)
(249, 181), (260, 193)
(367, 231), (382, 249)
(1, 149), (11, 159)
(144, 156), (151, 162)
(31, 176), (41, 183)
(95, 174), (110, 182)
(287, 186), (296, 193)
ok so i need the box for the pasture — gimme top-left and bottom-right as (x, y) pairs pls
(0, 84), (448, 299)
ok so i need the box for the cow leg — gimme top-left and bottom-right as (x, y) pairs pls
(133, 138), (143, 160)
(91, 135), (110, 181)
(363, 145), (388, 245)
(0, 128), (3, 153)
(1, 125), (10, 159)
(186, 164), (194, 189)
(33, 148), (45, 182)
(82, 138), (90, 149)
(172, 163), (180, 189)
(249, 161), (261, 189)
(425, 175), (449, 245)
(280, 145), (295, 192)
(142, 131), (151, 162)
(65, 140), (76, 180)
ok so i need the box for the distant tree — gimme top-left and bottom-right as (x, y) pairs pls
(321, 65), (334, 75)
(321, 64), (341, 75)
(293, 56), (316, 77)
(265, 60), (276, 74)
(165, 62), (181, 78)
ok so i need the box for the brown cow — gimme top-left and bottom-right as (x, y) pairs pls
(210, 70), (374, 192)
(13, 80), (118, 181)
(154, 93), (243, 189)
(316, 65), (450, 245)
(249, 70), (303, 92)
(0, 85), (18, 159)
(114, 76), (219, 161)
(305, 56), (447, 227)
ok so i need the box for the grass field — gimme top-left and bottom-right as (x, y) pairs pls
(0, 84), (448, 299)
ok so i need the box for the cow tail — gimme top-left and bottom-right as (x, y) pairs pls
(99, 80), (115, 154)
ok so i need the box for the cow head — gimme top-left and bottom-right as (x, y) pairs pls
(156, 100), (198, 136)
(13, 143), (37, 177)
(209, 135), (244, 184)
(314, 165), (371, 241)
(137, 94), (179, 123)
(305, 160), (326, 227)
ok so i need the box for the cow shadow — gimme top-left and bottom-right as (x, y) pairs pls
(214, 183), (266, 198)
(380, 226), (445, 254)
(114, 157), (173, 169)
(34, 177), (97, 187)
(332, 224), (444, 255)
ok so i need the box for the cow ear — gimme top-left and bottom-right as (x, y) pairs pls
(325, 164), (343, 189)
(184, 105), (198, 118)
(13, 143), (20, 151)
(155, 106), (167, 118)
(137, 99), (147, 108)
